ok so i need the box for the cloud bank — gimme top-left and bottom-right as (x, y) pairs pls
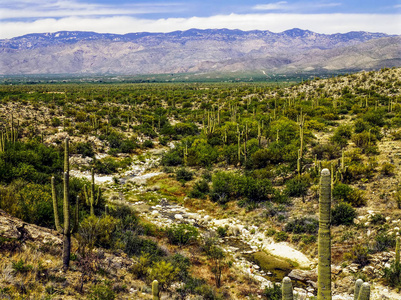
(0, 13), (400, 39)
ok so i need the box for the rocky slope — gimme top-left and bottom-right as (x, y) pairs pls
(0, 29), (399, 75)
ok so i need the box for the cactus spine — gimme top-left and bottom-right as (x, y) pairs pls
(51, 137), (79, 271)
(84, 167), (100, 216)
(282, 277), (293, 300)
(318, 168), (332, 300)
(152, 280), (160, 300)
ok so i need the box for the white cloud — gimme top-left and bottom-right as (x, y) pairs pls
(253, 1), (288, 11)
(0, 13), (400, 39)
(0, 0), (186, 19)
(253, 1), (342, 12)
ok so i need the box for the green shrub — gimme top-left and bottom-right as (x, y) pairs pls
(166, 224), (199, 246)
(143, 140), (154, 148)
(331, 202), (356, 226)
(263, 283), (282, 300)
(301, 234), (317, 244)
(189, 179), (210, 199)
(123, 233), (165, 258)
(332, 183), (366, 207)
(147, 260), (180, 291)
(75, 142), (95, 158)
(88, 283), (115, 300)
(273, 231), (288, 242)
(344, 244), (370, 267)
(369, 213), (386, 225)
(284, 175), (310, 198)
(380, 163), (395, 176)
(12, 259), (33, 273)
(373, 232), (396, 252)
(216, 226), (228, 238)
(77, 215), (118, 250)
(161, 150), (183, 166)
(284, 217), (319, 234)
(383, 260), (401, 288)
(176, 168), (193, 182)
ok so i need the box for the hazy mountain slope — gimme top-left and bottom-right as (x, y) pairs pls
(0, 29), (399, 75)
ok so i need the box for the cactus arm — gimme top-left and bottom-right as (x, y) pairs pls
(63, 171), (70, 235)
(71, 195), (79, 234)
(357, 282), (370, 300)
(396, 236), (400, 268)
(318, 168), (332, 300)
(51, 176), (62, 233)
(354, 279), (363, 300)
(84, 185), (89, 206)
(152, 280), (160, 300)
(282, 276), (294, 300)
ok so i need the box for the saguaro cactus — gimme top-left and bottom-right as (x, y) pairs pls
(354, 279), (363, 300)
(84, 168), (100, 216)
(152, 280), (160, 300)
(52, 137), (79, 271)
(318, 168), (332, 300)
(282, 277), (293, 300)
(357, 282), (370, 300)
(396, 236), (400, 269)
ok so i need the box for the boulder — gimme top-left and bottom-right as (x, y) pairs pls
(0, 209), (62, 246)
(288, 269), (317, 282)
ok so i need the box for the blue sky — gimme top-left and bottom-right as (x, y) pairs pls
(0, 0), (400, 38)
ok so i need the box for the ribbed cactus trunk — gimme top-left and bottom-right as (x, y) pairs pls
(282, 277), (293, 300)
(357, 282), (370, 300)
(152, 280), (160, 300)
(318, 168), (332, 300)
(52, 137), (77, 271)
(63, 137), (71, 271)
(354, 279), (363, 300)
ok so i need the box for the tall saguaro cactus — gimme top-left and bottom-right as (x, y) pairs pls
(357, 282), (370, 300)
(396, 236), (400, 269)
(52, 137), (79, 271)
(354, 279), (363, 300)
(282, 277), (294, 300)
(318, 168), (332, 300)
(152, 280), (160, 300)
(84, 167), (100, 216)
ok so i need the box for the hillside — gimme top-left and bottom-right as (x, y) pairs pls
(0, 68), (401, 299)
(0, 29), (399, 75)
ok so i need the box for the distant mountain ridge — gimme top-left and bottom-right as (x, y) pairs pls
(0, 28), (399, 75)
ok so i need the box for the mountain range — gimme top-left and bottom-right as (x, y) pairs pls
(0, 28), (400, 76)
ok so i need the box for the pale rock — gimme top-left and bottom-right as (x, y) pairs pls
(174, 214), (183, 220)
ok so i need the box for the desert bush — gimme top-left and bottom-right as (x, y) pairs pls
(166, 224), (199, 246)
(331, 202), (356, 226)
(312, 143), (341, 160)
(175, 168), (193, 182)
(88, 283), (115, 300)
(344, 244), (370, 267)
(77, 215), (118, 250)
(273, 231), (288, 242)
(189, 179), (210, 199)
(284, 217), (319, 234)
(262, 284), (282, 300)
(332, 183), (366, 207)
(284, 175), (310, 198)
(330, 125), (352, 148)
(161, 150), (183, 166)
(369, 213), (386, 225)
(147, 260), (180, 291)
(373, 232), (396, 252)
(380, 162), (395, 176)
